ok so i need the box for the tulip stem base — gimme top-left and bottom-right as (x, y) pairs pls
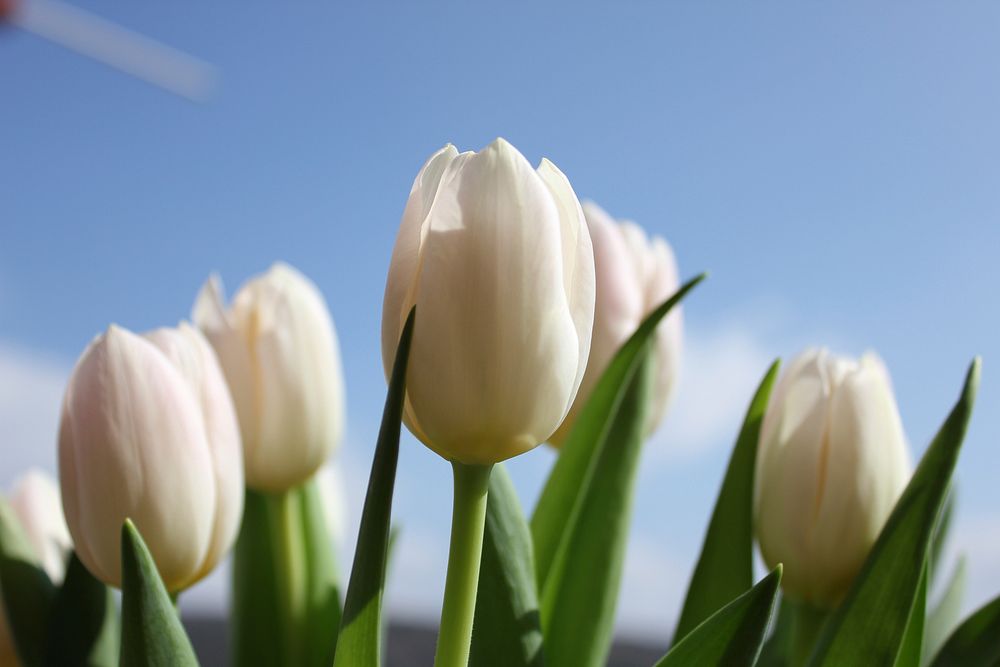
(789, 601), (828, 666)
(434, 462), (493, 667)
(272, 489), (308, 666)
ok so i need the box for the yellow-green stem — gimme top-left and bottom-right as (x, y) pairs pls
(434, 462), (493, 667)
(271, 488), (308, 666)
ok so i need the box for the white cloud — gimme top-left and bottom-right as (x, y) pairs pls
(648, 326), (774, 464)
(0, 341), (70, 486)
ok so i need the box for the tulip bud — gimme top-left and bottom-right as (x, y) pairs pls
(6, 469), (72, 582)
(549, 202), (682, 445)
(58, 323), (243, 592)
(754, 348), (911, 608)
(381, 139), (596, 464)
(193, 263), (346, 492)
(1, 470), (72, 666)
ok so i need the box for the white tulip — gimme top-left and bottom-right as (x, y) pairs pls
(58, 323), (243, 592)
(6, 469), (72, 582)
(381, 138), (596, 464)
(193, 263), (346, 492)
(754, 348), (912, 608)
(1, 470), (73, 667)
(550, 202), (682, 445)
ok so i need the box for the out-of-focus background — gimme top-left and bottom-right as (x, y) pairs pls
(2, 0), (998, 656)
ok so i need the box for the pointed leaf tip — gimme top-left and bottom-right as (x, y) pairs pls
(120, 519), (199, 667)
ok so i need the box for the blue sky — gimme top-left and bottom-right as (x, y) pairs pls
(2, 1), (998, 639)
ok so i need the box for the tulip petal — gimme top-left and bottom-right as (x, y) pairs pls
(814, 353), (909, 603)
(59, 327), (216, 590)
(536, 159), (596, 419)
(145, 323), (245, 583)
(407, 138), (581, 463)
(242, 264), (345, 491)
(381, 144), (459, 380)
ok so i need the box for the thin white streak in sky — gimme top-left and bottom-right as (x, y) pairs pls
(12, 0), (217, 102)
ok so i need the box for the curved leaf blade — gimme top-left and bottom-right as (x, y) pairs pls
(929, 593), (1000, 667)
(531, 273), (706, 588)
(655, 566), (782, 667)
(469, 465), (543, 667)
(45, 552), (119, 667)
(673, 360), (780, 643)
(0, 496), (56, 667)
(119, 520), (199, 667)
(298, 478), (343, 667)
(895, 565), (928, 667)
(807, 359), (980, 666)
(333, 308), (415, 667)
(540, 352), (652, 666)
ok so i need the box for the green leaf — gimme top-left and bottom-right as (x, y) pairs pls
(895, 565), (928, 667)
(45, 552), (119, 667)
(532, 276), (705, 667)
(119, 520), (199, 667)
(298, 478), (343, 667)
(756, 597), (794, 667)
(673, 360), (780, 643)
(531, 274), (705, 588)
(0, 496), (55, 667)
(230, 489), (284, 667)
(923, 556), (967, 665)
(539, 349), (651, 667)
(807, 359), (981, 667)
(469, 465), (543, 667)
(333, 308), (415, 667)
(929, 593), (1000, 667)
(654, 566), (783, 667)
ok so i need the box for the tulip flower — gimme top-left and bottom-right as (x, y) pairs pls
(1, 470), (72, 666)
(193, 263), (345, 492)
(549, 201), (682, 445)
(58, 323), (244, 592)
(754, 348), (911, 609)
(382, 138), (596, 465)
(381, 139), (595, 667)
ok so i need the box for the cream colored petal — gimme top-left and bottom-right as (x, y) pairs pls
(247, 265), (345, 491)
(808, 353), (910, 604)
(193, 276), (260, 471)
(406, 138), (580, 463)
(535, 159), (596, 421)
(8, 469), (72, 583)
(59, 326), (216, 591)
(645, 236), (683, 436)
(754, 348), (835, 601)
(381, 144), (460, 381)
(144, 324), (245, 582)
(549, 201), (642, 445)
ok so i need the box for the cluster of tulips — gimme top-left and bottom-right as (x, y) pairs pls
(0, 138), (994, 667)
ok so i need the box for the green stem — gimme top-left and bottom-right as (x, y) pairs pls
(434, 462), (493, 667)
(271, 488), (308, 667)
(789, 601), (828, 667)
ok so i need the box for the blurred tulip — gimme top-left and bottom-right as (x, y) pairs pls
(6, 469), (72, 582)
(314, 465), (347, 549)
(754, 348), (911, 608)
(1, 470), (72, 667)
(58, 323), (243, 592)
(193, 263), (345, 492)
(549, 202), (682, 445)
(381, 138), (596, 464)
